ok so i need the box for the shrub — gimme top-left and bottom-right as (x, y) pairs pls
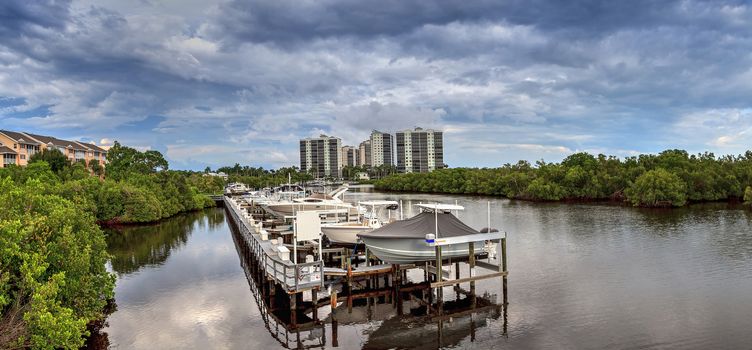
(524, 177), (567, 201)
(0, 178), (114, 349)
(626, 169), (687, 207)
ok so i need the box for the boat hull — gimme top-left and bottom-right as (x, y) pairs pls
(321, 224), (372, 244)
(358, 236), (485, 265)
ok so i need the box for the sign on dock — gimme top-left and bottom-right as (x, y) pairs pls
(295, 211), (322, 242)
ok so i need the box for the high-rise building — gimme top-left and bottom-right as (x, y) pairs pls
(369, 130), (393, 167)
(358, 140), (371, 167)
(300, 135), (342, 178)
(340, 146), (358, 167)
(396, 127), (444, 173)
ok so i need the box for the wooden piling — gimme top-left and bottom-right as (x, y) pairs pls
(435, 246), (443, 313)
(501, 237), (507, 273)
(502, 236), (508, 310)
(347, 258), (353, 313)
(312, 289), (318, 320)
(331, 320), (339, 347)
(469, 242), (476, 308)
(289, 293), (297, 325)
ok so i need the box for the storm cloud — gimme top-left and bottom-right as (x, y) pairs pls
(1, 0), (751, 169)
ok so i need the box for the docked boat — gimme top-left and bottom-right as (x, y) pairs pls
(225, 182), (250, 195)
(320, 200), (399, 244)
(357, 204), (493, 264)
(246, 183), (307, 205)
(262, 185), (357, 218)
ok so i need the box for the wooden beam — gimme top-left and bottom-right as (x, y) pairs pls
(475, 260), (505, 272)
(422, 265), (451, 279)
(430, 271), (508, 288)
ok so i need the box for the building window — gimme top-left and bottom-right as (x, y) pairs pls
(3, 154), (16, 165)
(21, 155), (25, 160)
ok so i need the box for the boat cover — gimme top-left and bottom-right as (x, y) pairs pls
(358, 212), (481, 239)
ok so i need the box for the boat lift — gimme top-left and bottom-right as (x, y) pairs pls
(421, 202), (508, 312)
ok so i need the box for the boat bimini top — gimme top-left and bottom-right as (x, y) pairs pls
(357, 211), (481, 239)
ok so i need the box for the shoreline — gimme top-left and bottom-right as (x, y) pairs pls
(372, 187), (748, 209)
(97, 202), (217, 228)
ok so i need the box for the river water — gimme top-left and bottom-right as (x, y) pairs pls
(99, 189), (752, 349)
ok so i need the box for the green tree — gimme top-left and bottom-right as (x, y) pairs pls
(524, 177), (567, 201)
(0, 178), (115, 349)
(744, 186), (752, 205)
(106, 142), (168, 180)
(373, 148), (752, 207)
(28, 149), (69, 173)
(626, 169), (687, 207)
(88, 160), (104, 177)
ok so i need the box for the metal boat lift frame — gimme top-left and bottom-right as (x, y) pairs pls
(423, 201), (509, 312)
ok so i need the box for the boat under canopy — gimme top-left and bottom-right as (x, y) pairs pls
(357, 211), (488, 264)
(320, 200), (399, 244)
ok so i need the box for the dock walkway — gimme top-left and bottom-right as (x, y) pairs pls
(225, 196), (324, 293)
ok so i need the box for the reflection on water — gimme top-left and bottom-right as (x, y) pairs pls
(105, 209), (226, 275)
(97, 192), (752, 349)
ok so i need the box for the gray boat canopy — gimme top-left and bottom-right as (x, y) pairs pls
(358, 212), (482, 239)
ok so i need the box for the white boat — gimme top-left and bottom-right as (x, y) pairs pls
(263, 186), (357, 218)
(357, 204), (497, 265)
(247, 184), (307, 206)
(225, 182), (250, 195)
(320, 200), (399, 244)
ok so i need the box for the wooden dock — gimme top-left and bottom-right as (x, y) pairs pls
(223, 193), (510, 346)
(225, 196), (324, 293)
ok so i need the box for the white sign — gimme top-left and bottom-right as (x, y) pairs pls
(295, 211), (321, 242)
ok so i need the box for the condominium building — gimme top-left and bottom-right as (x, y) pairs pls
(396, 127), (444, 173)
(0, 130), (108, 168)
(369, 130), (394, 167)
(358, 140), (371, 167)
(340, 146), (359, 167)
(299, 135), (342, 179)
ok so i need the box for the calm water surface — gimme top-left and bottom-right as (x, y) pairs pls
(99, 190), (752, 349)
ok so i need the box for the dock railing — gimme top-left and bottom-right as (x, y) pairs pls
(225, 196), (324, 293)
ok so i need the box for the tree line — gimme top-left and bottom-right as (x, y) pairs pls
(375, 149), (752, 207)
(341, 164), (398, 180)
(210, 164), (314, 188)
(0, 142), (218, 349)
(209, 163), (398, 186)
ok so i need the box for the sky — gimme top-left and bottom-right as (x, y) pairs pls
(1, 0), (751, 170)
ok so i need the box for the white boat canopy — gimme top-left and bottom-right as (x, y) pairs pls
(358, 212), (479, 239)
(415, 203), (465, 211)
(358, 200), (400, 206)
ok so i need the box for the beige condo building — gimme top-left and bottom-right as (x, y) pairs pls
(0, 129), (108, 169)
